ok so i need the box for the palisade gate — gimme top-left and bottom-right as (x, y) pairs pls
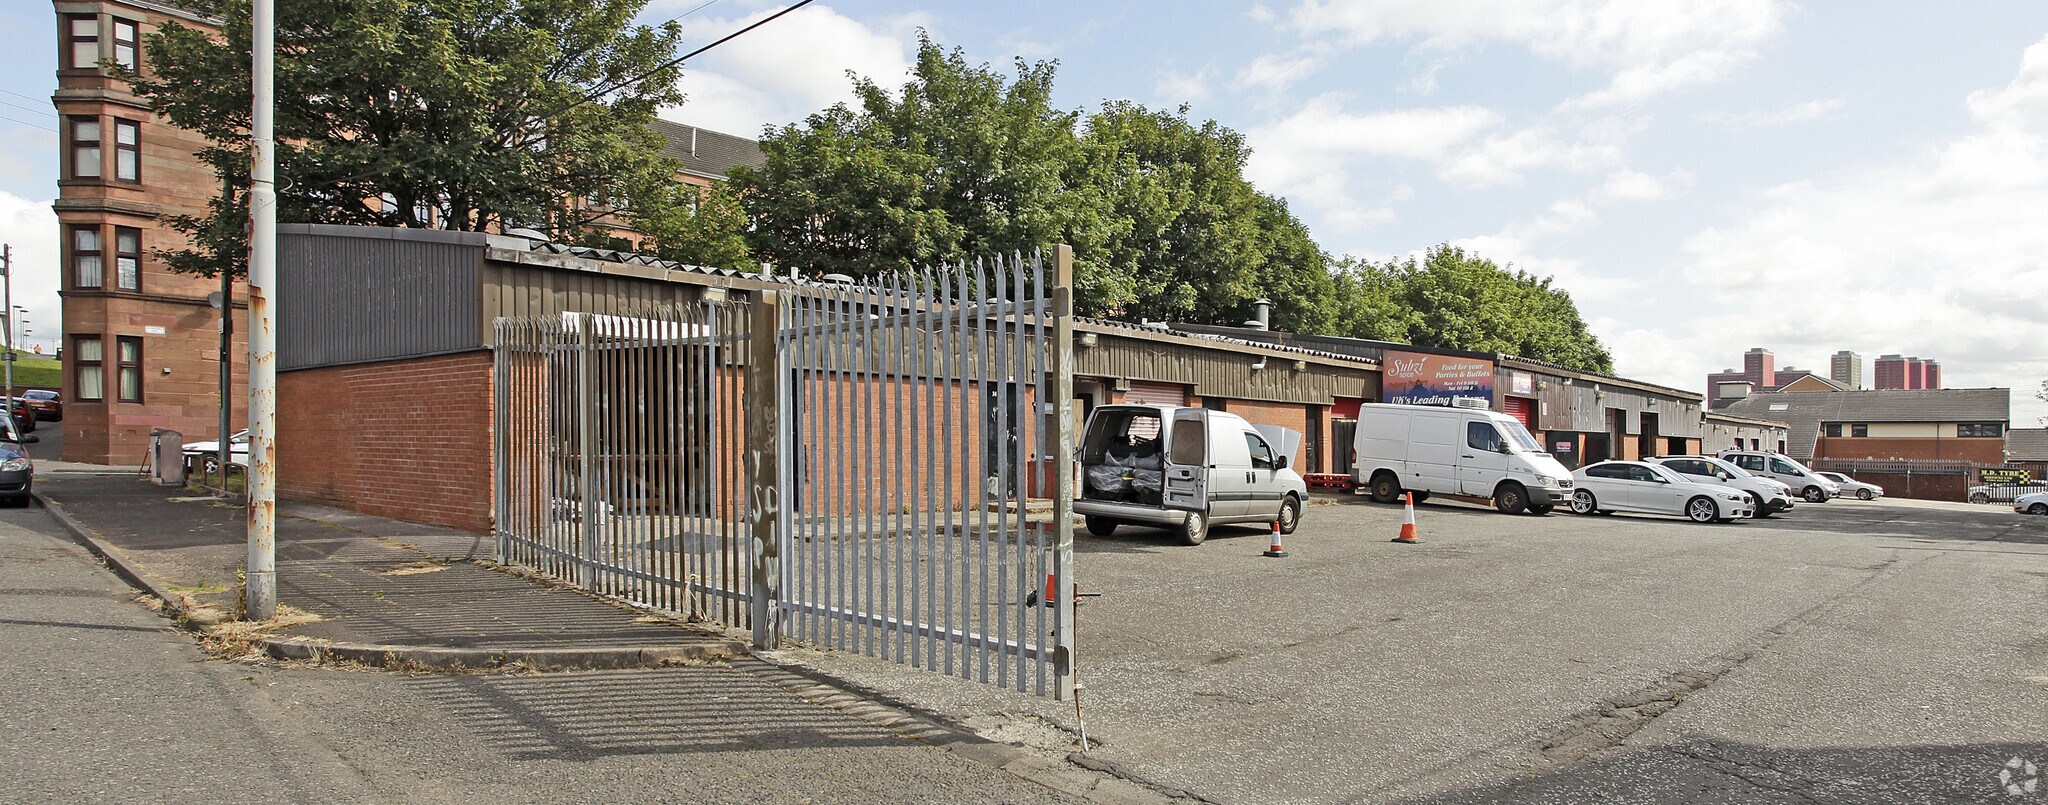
(493, 248), (1078, 698)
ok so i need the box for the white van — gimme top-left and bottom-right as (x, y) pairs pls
(1716, 449), (1840, 503)
(1075, 405), (1308, 545)
(1351, 401), (1575, 514)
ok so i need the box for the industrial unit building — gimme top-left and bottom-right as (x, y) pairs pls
(1720, 388), (2010, 464)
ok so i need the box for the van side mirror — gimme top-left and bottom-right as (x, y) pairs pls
(1717, 472), (1732, 481)
(1274, 455), (1289, 470)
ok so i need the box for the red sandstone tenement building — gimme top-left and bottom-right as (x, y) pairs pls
(45, 0), (763, 464)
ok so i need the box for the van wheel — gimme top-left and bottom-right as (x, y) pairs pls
(1686, 496), (1718, 523)
(1179, 510), (1208, 546)
(1494, 483), (1528, 515)
(1277, 495), (1301, 535)
(1084, 516), (1118, 537)
(1802, 486), (1827, 503)
(1370, 472), (1402, 504)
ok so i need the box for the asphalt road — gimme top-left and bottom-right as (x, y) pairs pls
(781, 493), (2048, 804)
(0, 505), (1081, 804)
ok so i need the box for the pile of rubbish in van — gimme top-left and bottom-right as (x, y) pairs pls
(1085, 443), (1164, 505)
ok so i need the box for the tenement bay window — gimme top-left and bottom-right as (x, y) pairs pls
(111, 18), (138, 71)
(65, 15), (98, 70)
(114, 227), (140, 290)
(69, 117), (100, 179)
(73, 336), (103, 401)
(116, 337), (143, 403)
(113, 119), (140, 182)
(70, 226), (101, 287)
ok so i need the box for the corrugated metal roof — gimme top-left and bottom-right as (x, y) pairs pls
(2009, 428), (2048, 461)
(1720, 388), (2010, 459)
(647, 119), (766, 180)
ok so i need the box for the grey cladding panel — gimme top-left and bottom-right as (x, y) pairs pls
(280, 232), (482, 369)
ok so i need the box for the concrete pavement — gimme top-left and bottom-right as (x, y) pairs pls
(0, 504), (1104, 803)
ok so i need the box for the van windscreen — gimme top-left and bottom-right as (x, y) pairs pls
(1503, 420), (1543, 452)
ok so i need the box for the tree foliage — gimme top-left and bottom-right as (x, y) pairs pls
(1330, 245), (1615, 373)
(729, 37), (1332, 330)
(130, 0), (692, 277)
(636, 183), (755, 271)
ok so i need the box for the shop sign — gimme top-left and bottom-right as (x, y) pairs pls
(1981, 468), (2032, 484)
(1385, 350), (1495, 407)
(1553, 440), (1573, 454)
(1511, 371), (1534, 395)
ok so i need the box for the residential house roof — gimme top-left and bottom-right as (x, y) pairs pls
(648, 119), (766, 181)
(2009, 428), (2048, 462)
(1720, 388), (2011, 460)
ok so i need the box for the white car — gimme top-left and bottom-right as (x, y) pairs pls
(183, 429), (249, 470)
(1646, 455), (1796, 517)
(1569, 460), (1754, 523)
(1717, 450), (1840, 503)
(1816, 471), (1884, 500)
(2017, 491), (2048, 516)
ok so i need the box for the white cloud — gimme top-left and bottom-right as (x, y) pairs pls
(1447, 234), (1641, 305)
(1245, 98), (1501, 188)
(1287, 0), (1788, 107)
(1234, 51), (1326, 92)
(1695, 98), (1846, 127)
(1640, 35), (2048, 423)
(1154, 68), (1216, 106)
(658, 5), (923, 135)
(1594, 168), (1693, 200)
(1438, 126), (1564, 187)
(0, 191), (66, 356)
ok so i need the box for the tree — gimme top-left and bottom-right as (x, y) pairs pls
(130, 0), (693, 277)
(1332, 245), (1614, 373)
(2036, 379), (2046, 425)
(729, 38), (1333, 327)
(636, 183), (754, 271)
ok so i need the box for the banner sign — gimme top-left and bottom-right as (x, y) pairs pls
(1980, 468), (2032, 484)
(1385, 350), (1495, 407)
(1511, 371), (1534, 396)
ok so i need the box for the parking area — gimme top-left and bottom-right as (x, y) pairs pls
(776, 493), (2048, 803)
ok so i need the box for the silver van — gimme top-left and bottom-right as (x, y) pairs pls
(1717, 449), (1839, 503)
(1074, 404), (1307, 545)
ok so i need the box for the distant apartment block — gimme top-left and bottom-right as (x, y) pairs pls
(1830, 350), (1862, 389)
(1874, 354), (1943, 390)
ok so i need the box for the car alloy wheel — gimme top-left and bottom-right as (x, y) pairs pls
(1803, 486), (1827, 503)
(1857, 489), (1874, 500)
(1687, 497), (1717, 523)
(1971, 493), (1991, 504)
(2030, 503), (2047, 516)
(1570, 489), (1597, 515)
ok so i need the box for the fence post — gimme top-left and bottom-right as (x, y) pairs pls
(492, 321), (509, 563)
(1048, 245), (1077, 700)
(748, 291), (783, 649)
(578, 313), (598, 586)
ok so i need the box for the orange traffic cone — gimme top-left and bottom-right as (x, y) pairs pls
(1263, 520), (1288, 558)
(1028, 564), (1059, 607)
(1392, 491), (1422, 544)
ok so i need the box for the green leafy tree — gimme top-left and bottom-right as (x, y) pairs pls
(130, 0), (693, 277)
(636, 183), (755, 271)
(1333, 245), (1614, 373)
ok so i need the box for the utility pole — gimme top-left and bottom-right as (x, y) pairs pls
(216, 174), (234, 487)
(244, 0), (278, 621)
(2, 244), (13, 425)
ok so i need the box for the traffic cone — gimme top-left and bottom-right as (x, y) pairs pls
(1028, 564), (1059, 607)
(1263, 520), (1288, 558)
(1392, 491), (1422, 543)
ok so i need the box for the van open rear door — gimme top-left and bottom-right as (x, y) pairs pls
(1163, 409), (1209, 511)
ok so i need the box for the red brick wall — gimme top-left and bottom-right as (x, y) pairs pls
(1814, 436), (2006, 464)
(278, 352), (493, 533)
(1222, 399), (1311, 467)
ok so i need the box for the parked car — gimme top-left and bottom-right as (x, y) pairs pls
(1815, 471), (1883, 500)
(20, 389), (60, 422)
(1351, 400), (1574, 515)
(1645, 455), (1795, 516)
(1569, 461), (1753, 523)
(1075, 404), (1307, 545)
(1967, 480), (2048, 504)
(7, 398), (34, 433)
(1716, 450), (1839, 503)
(2016, 491), (2048, 516)
(183, 429), (250, 472)
(0, 414), (35, 506)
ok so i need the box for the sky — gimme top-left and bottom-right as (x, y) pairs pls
(1, 0), (2045, 425)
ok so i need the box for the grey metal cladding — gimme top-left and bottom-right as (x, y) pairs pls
(279, 225), (484, 370)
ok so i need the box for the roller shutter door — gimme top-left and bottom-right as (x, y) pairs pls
(1123, 381), (1188, 407)
(1503, 396), (1536, 429)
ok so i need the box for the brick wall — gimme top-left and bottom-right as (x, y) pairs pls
(1814, 436), (2006, 465)
(1219, 399), (1311, 468)
(278, 352), (493, 533)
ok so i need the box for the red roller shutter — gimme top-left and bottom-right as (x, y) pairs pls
(1503, 396), (1535, 429)
(1123, 381), (1188, 406)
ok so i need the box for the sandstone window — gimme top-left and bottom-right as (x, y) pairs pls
(73, 336), (104, 401)
(115, 227), (141, 290)
(65, 15), (98, 70)
(68, 117), (100, 179)
(111, 18), (138, 71)
(116, 336), (143, 403)
(113, 119), (140, 182)
(70, 226), (102, 288)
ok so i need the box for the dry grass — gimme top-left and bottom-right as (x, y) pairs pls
(380, 561), (449, 577)
(198, 604), (325, 659)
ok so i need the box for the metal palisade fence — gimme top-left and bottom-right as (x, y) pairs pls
(492, 248), (1077, 698)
